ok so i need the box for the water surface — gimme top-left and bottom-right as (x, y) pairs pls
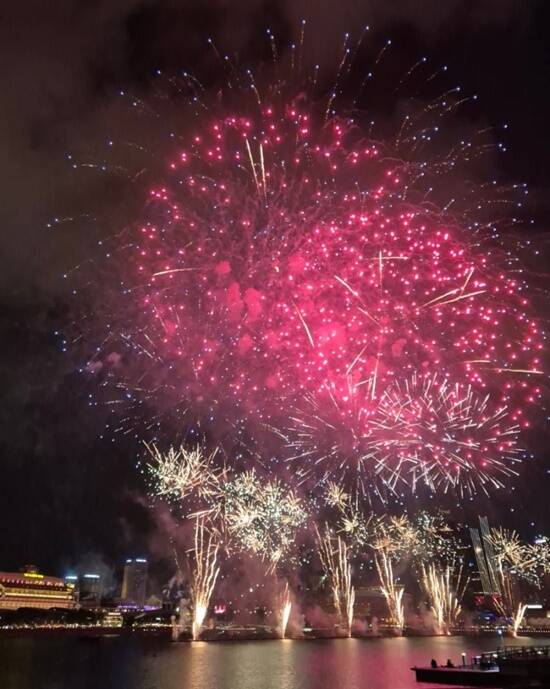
(0, 634), (540, 689)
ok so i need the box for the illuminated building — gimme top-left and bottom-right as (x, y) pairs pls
(470, 516), (500, 596)
(102, 610), (123, 627)
(64, 574), (80, 602)
(80, 573), (102, 607)
(121, 558), (148, 608)
(0, 565), (76, 610)
(63, 573), (103, 607)
(354, 586), (389, 617)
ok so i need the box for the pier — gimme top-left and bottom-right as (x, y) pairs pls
(413, 644), (550, 687)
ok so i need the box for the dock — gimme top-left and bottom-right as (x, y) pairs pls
(413, 666), (503, 686)
(413, 643), (550, 687)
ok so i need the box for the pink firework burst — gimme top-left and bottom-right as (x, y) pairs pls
(282, 372), (522, 501)
(75, 54), (544, 499)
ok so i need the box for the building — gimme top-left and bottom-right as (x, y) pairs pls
(0, 565), (77, 610)
(470, 516), (500, 595)
(64, 572), (103, 607)
(102, 610), (123, 627)
(64, 574), (79, 589)
(79, 573), (102, 607)
(121, 558), (148, 608)
(354, 586), (389, 617)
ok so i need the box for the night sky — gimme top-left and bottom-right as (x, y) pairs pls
(1, 0), (549, 577)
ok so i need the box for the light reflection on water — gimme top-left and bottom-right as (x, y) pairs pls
(0, 634), (541, 689)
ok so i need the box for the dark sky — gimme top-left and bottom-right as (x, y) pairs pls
(1, 0), (549, 576)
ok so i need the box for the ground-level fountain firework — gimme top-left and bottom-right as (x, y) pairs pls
(68, 23), (547, 640)
(316, 526), (355, 637)
(420, 563), (467, 636)
(157, 447), (550, 639)
(278, 582), (292, 640)
(189, 518), (220, 641)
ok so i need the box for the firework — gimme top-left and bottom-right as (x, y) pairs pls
(316, 525), (355, 636)
(148, 443), (306, 570)
(374, 549), (405, 633)
(410, 511), (458, 564)
(284, 370), (524, 501)
(489, 528), (546, 636)
(490, 527), (548, 585)
(75, 28), (543, 502)
(377, 515), (419, 554)
(510, 603), (528, 637)
(325, 481), (350, 510)
(223, 470), (306, 573)
(369, 516), (423, 633)
(374, 374), (522, 497)
(278, 582), (292, 639)
(326, 483), (379, 547)
(190, 518), (220, 641)
(148, 440), (306, 600)
(146, 443), (220, 505)
(420, 562), (468, 635)
(331, 498), (462, 635)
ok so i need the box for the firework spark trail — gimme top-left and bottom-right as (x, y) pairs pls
(407, 511), (459, 564)
(283, 366), (525, 501)
(511, 603), (528, 637)
(316, 525), (355, 636)
(374, 549), (405, 633)
(374, 374), (522, 497)
(278, 582), (292, 639)
(145, 443), (220, 504)
(368, 515), (430, 633)
(148, 441), (306, 572)
(370, 511), (464, 635)
(74, 29), (544, 503)
(190, 517), (220, 641)
(223, 470), (306, 573)
(420, 562), (468, 635)
(488, 528), (550, 636)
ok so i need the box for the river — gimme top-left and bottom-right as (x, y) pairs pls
(0, 633), (542, 689)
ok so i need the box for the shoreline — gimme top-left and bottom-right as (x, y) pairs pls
(1, 627), (548, 641)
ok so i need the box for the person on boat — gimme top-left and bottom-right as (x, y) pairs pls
(430, 659), (438, 669)
(446, 659), (455, 668)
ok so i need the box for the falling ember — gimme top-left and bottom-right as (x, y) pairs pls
(190, 518), (220, 641)
(316, 525), (355, 636)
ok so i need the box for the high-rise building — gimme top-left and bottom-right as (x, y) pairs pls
(470, 515), (500, 595)
(121, 558), (147, 608)
(64, 574), (80, 603)
(80, 573), (102, 607)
